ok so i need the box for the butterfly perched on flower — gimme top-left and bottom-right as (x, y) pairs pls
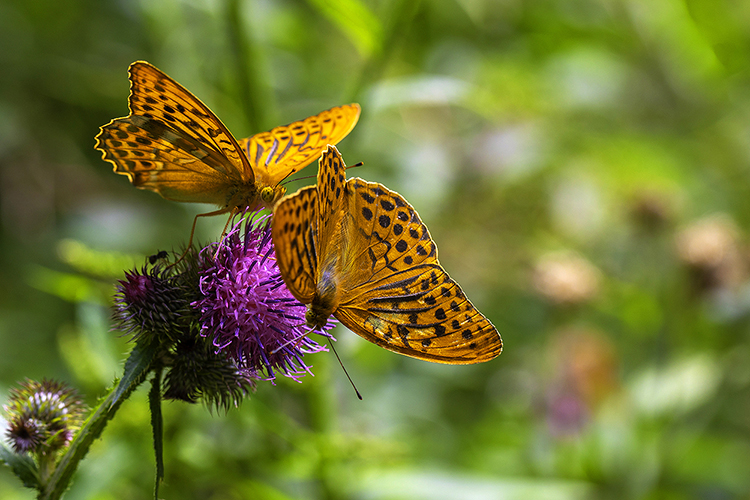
(271, 145), (502, 364)
(95, 61), (360, 216)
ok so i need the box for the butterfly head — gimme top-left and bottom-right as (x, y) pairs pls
(305, 306), (330, 330)
(260, 185), (287, 208)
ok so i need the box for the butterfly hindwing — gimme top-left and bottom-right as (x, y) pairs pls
(240, 104), (360, 187)
(271, 186), (320, 303)
(334, 179), (501, 364)
(335, 263), (502, 364)
(96, 116), (236, 204)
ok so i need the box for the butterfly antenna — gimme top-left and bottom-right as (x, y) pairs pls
(273, 164), (311, 187)
(328, 339), (362, 400)
(281, 173), (316, 186)
(346, 161), (364, 170)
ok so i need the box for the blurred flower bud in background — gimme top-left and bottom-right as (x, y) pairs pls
(628, 190), (675, 233)
(3, 379), (86, 456)
(545, 327), (619, 437)
(533, 251), (602, 305)
(675, 214), (747, 293)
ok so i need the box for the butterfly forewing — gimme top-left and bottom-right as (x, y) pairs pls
(96, 116), (236, 204)
(335, 263), (502, 364)
(271, 186), (320, 303)
(96, 62), (251, 207)
(127, 62), (252, 182)
(240, 104), (360, 187)
(314, 146), (349, 266)
(97, 61), (360, 213)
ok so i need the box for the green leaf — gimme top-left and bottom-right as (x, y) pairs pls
(149, 369), (164, 500)
(112, 340), (158, 409)
(55, 238), (139, 279)
(0, 444), (40, 490)
(306, 0), (383, 56)
(27, 265), (110, 305)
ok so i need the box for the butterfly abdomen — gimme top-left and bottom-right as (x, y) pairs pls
(307, 268), (339, 330)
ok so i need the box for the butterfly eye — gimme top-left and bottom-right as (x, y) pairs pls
(305, 307), (324, 329)
(266, 186), (287, 205)
(260, 186), (276, 204)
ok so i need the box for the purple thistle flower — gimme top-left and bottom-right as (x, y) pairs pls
(194, 213), (334, 382)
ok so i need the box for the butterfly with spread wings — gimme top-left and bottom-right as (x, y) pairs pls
(95, 61), (360, 217)
(272, 145), (502, 364)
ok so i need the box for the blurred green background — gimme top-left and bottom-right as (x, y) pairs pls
(2, 0), (750, 498)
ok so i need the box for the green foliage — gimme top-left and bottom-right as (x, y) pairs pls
(2, 0), (750, 498)
(111, 340), (157, 409)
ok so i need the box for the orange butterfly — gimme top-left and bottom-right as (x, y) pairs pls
(272, 145), (502, 364)
(95, 61), (360, 217)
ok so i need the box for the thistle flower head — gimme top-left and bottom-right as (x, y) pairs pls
(163, 336), (256, 412)
(112, 212), (330, 410)
(3, 379), (86, 455)
(194, 213), (333, 383)
(114, 262), (195, 343)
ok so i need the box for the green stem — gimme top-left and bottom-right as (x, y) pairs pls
(346, 0), (422, 104)
(225, 0), (272, 132)
(38, 348), (156, 500)
(36, 453), (54, 489)
(150, 368), (164, 500)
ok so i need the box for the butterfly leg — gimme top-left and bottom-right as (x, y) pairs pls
(213, 208), (242, 259)
(190, 207), (231, 245)
(165, 207), (231, 268)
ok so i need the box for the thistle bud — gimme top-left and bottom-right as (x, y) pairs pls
(3, 379), (86, 455)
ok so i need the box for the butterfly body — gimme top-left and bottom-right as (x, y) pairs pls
(307, 284), (338, 330)
(222, 180), (274, 213)
(273, 145), (502, 364)
(96, 61), (360, 214)
(307, 205), (345, 329)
